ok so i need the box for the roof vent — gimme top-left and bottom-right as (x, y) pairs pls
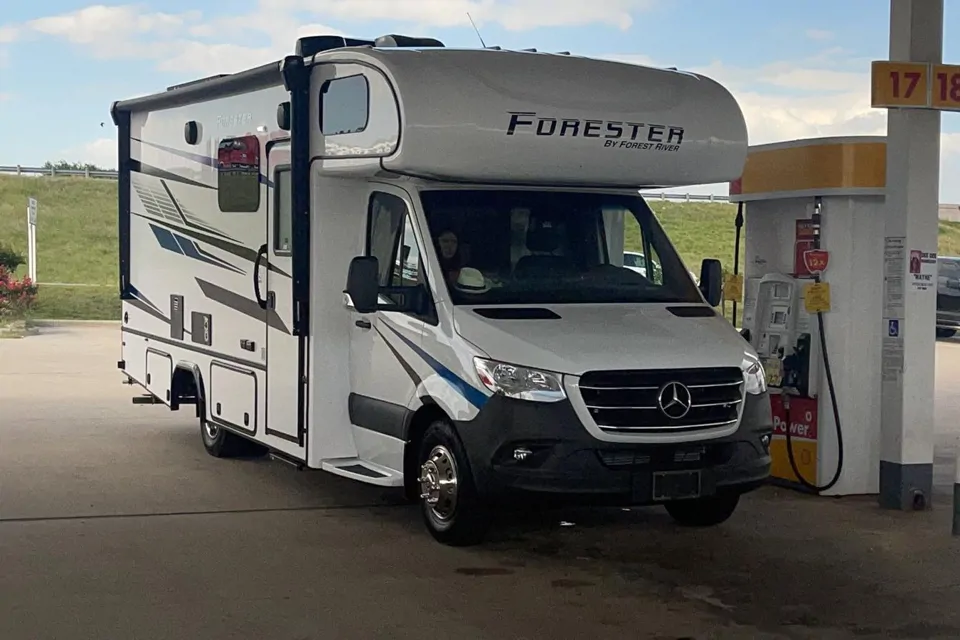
(296, 35), (375, 58)
(374, 34), (445, 48)
(520, 48), (538, 53)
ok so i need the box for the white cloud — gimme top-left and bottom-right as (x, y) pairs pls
(10, 1), (661, 76)
(56, 136), (117, 171)
(805, 29), (834, 41)
(0, 25), (17, 43)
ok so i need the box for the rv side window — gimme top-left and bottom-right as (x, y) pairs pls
(217, 135), (261, 212)
(320, 74), (370, 136)
(367, 192), (423, 304)
(273, 168), (292, 254)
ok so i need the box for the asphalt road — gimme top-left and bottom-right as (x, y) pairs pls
(1, 325), (959, 640)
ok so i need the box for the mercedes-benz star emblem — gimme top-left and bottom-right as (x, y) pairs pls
(657, 381), (692, 419)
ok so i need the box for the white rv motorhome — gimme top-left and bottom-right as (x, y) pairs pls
(111, 34), (772, 546)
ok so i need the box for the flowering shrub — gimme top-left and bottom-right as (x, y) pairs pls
(0, 245), (38, 320)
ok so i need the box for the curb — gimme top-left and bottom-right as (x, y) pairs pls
(30, 319), (121, 328)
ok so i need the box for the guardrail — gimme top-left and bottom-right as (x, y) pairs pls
(0, 164), (734, 203)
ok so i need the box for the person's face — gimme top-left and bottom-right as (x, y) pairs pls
(439, 232), (458, 259)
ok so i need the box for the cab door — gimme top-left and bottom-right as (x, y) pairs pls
(263, 142), (302, 448)
(347, 186), (428, 436)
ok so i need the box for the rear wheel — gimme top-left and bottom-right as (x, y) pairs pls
(936, 328), (957, 339)
(417, 419), (489, 546)
(200, 419), (267, 458)
(664, 492), (740, 527)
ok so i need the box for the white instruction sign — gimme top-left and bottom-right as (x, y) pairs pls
(908, 249), (937, 291)
(883, 236), (905, 317)
(27, 197), (37, 226)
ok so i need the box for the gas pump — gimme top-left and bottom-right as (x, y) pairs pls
(738, 200), (841, 493)
(729, 136), (887, 497)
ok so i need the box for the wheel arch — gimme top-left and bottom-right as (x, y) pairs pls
(171, 361), (206, 421)
(402, 396), (453, 497)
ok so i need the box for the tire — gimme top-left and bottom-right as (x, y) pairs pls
(416, 419), (489, 546)
(664, 492), (740, 527)
(936, 328), (957, 339)
(200, 419), (266, 458)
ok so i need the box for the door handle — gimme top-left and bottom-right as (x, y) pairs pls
(253, 244), (268, 310)
(355, 319), (372, 329)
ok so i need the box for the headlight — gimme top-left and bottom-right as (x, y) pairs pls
(473, 358), (566, 403)
(741, 354), (767, 395)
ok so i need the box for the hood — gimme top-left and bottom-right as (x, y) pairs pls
(453, 303), (752, 375)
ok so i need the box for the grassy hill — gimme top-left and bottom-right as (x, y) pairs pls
(2, 174), (960, 320)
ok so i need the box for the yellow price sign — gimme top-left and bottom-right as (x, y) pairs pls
(723, 273), (743, 303)
(871, 61), (931, 108)
(803, 282), (831, 314)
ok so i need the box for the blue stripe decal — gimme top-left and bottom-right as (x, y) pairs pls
(149, 223), (245, 274)
(380, 320), (488, 409)
(151, 224), (183, 253)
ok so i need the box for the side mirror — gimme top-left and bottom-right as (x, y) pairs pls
(699, 258), (723, 307)
(346, 256), (380, 314)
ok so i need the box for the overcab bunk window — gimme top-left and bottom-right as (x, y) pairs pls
(320, 74), (370, 135)
(217, 134), (261, 212)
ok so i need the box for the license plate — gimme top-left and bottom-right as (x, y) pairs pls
(652, 470), (702, 501)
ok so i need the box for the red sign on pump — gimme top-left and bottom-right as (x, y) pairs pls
(802, 249), (829, 275)
(794, 220), (816, 277)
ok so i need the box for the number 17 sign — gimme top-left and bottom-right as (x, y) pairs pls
(871, 60), (960, 112)
(871, 61), (930, 108)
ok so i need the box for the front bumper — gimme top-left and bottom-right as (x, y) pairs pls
(454, 391), (773, 505)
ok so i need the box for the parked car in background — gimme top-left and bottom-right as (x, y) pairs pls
(623, 250), (699, 284)
(937, 255), (960, 339)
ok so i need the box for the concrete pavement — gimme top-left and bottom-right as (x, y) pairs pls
(1, 326), (959, 639)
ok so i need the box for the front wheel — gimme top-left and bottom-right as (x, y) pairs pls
(664, 492), (740, 527)
(417, 420), (489, 546)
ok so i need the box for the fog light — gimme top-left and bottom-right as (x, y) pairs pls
(513, 447), (533, 461)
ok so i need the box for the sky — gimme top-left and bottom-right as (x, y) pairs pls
(2, 0), (960, 200)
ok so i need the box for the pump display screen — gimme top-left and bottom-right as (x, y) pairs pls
(771, 283), (791, 299)
(770, 306), (788, 327)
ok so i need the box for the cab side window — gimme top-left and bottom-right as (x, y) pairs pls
(366, 192), (430, 314)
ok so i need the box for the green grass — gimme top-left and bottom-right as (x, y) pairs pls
(2, 173), (960, 320)
(0, 175), (120, 319)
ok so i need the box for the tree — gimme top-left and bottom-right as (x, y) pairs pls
(42, 160), (106, 172)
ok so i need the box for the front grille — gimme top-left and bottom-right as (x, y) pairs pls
(578, 367), (744, 435)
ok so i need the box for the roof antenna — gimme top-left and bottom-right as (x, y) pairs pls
(466, 12), (487, 48)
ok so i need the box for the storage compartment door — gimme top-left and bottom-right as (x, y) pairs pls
(145, 349), (173, 404)
(209, 361), (258, 435)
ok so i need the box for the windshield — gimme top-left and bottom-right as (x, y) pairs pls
(418, 189), (703, 306)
